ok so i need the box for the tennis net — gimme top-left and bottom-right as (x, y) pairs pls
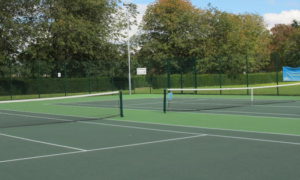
(163, 83), (300, 112)
(0, 91), (123, 128)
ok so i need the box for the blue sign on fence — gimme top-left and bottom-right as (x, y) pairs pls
(283, 66), (300, 81)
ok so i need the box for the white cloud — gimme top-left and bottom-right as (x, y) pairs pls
(264, 10), (300, 29)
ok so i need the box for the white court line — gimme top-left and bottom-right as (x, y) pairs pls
(3, 101), (299, 121)
(2, 128), (300, 164)
(123, 104), (300, 119)
(257, 104), (300, 108)
(1, 109), (300, 137)
(0, 134), (207, 164)
(169, 101), (298, 108)
(65, 120), (300, 146)
(0, 111), (76, 122)
(209, 134), (300, 146)
(80, 121), (198, 135)
(107, 118), (300, 137)
(122, 106), (300, 120)
(0, 111), (198, 136)
(0, 133), (86, 151)
(204, 109), (300, 117)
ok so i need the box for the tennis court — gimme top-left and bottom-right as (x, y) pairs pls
(1, 90), (300, 180)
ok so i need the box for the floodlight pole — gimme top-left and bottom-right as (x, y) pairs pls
(126, 5), (132, 95)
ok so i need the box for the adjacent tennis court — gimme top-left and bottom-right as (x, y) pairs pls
(1, 89), (300, 180)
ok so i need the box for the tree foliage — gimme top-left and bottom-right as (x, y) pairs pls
(137, 0), (205, 74)
(1, 0), (137, 77)
(0, 0), (38, 76)
(270, 21), (300, 67)
(0, 0), (299, 81)
(137, 1), (271, 75)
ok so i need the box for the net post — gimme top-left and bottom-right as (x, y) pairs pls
(119, 91), (124, 117)
(163, 89), (167, 113)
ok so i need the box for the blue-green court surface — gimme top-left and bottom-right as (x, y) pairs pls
(1, 94), (300, 180)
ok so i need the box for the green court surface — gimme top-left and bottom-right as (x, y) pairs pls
(1, 93), (300, 180)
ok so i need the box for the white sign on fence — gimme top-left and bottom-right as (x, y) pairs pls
(137, 68), (147, 75)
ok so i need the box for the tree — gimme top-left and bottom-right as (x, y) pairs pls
(0, 0), (38, 77)
(291, 20), (300, 28)
(270, 22), (300, 67)
(205, 9), (270, 74)
(137, 0), (205, 74)
(137, 1), (270, 75)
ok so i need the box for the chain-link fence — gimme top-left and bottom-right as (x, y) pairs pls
(0, 55), (296, 100)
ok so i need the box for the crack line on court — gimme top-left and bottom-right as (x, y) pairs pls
(0, 133), (86, 151)
(0, 134), (207, 164)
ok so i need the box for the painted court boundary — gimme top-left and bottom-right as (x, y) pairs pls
(0, 134), (207, 164)
(2, 110), (300, 138)
(107, 118), (300, 137)
(0, 133), (85, 151)
(2, 108), (300, 134)
(1, 117), (300, 164)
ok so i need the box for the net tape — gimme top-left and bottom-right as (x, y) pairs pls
(0, 91), (119, 104)
(168, 83), (300, 92)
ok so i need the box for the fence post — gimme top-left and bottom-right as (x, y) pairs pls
(167, 58), (171, 89)
(149, 75), (152, 94)
(275, 53), (280, 96)
(193, 57), (197, 94)
(218, 58), (222, 95)
(64, 62), (67, 96)
(246, 55), (249, 95)
(9, 58), (12, 100)
(163, 89), (167, 113)
(88, 62), (91, 94)
(37, 60), (41, 98)
(119, 91), (124, 117)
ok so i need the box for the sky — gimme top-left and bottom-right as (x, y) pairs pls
(127, 0), (300, 35)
